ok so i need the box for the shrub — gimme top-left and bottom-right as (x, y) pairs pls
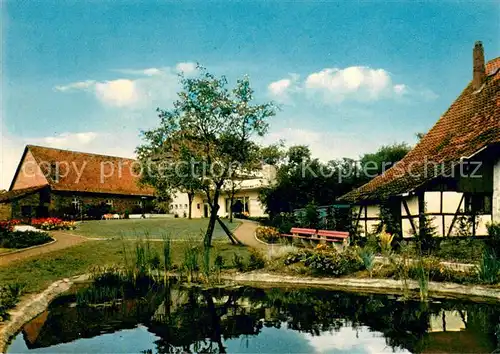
(0, 231), (52, 249)
(477, 248), (500, 285)
(486, 222), (500, 255)
(255, 226), (281, 243)
(358, 248), (375, 277)
(232, 253), (245, 272)
(271, 212), (295, 234)
(286, 247), (363, 277)
(0, 283), (24, 322)
(247, 249), (266, 270)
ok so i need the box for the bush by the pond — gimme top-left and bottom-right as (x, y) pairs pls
(0, 230), (52, 249)
(255, 226), (280, 244)
(0, 283), (24, 322)
(477, 248), (500, 285)
(284, 246), (363, 276)
(247, 249), (266, 270)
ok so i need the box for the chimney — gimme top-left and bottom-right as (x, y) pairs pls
(472, 41), (486, 90)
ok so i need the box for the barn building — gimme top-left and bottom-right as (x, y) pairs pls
(0, 145), (154, 220)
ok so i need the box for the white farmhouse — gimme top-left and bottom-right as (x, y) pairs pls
(169, 164), (276, 218)
(341, 42), (500, 237)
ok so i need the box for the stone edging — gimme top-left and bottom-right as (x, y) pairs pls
(0, 276), (85, 353)
(222, 272), (500, 301)
(0, 237), (57, 258)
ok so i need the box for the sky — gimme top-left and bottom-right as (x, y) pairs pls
(1, 1), (499, 189)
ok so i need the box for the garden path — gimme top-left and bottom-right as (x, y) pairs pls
(0, 231), (87, 267)
(232, 220), (267, 249)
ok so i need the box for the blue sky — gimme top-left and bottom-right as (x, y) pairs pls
(1, 1), (499, 189)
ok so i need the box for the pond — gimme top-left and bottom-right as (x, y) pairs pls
(8, 285), (500, 353)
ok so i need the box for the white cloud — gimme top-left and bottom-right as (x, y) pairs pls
(393, 84), (407, 95)
(54, 80), (96, 92)
(54, 63), (196, 108)
(175, 62), (197, 74)
(305, 66), (402, 102)
(94, 79), (140, 107)
(268, 66), (436, 105)
(41, 132), (99, 149)
(300, 325), (409, 354)
(268, 73), (300, 103)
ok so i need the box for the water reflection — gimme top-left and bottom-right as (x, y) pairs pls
(8, 285), (500, 353)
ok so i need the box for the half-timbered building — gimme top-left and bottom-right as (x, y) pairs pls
(341, 42), (500, 237)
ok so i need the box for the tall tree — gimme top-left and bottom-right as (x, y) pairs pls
(137, 67), (276, 246)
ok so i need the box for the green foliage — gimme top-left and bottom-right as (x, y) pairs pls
(284, 247), (363, 277)
(247, 249), (266, 271)
(0, 230), (52, 249)
(0, 283), (24, 321)
(413, 212), (440, 255)
(300, 202), (320, 229)
(486, 222), (500, 255)
(477, 248), (500, 284)
(232, 253), (245, 272)
(270, 212), (295, 234)
(434, 238), (484, 263)
(183, 246), (200, 282)
(358, 248), (375, 277)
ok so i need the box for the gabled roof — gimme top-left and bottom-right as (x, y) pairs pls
(10, 145), (154, 197)
(0, 185), (48, 203)
(342, 56), (500, 203)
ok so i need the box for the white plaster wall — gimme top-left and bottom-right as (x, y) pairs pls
(366, 205), (380, 218)
(493, 158), (500, 223)
(442, 192), (464, 213)
(172, 189), (267, 218)
(424, 192), (441, 213)
(401, 195), (419, 216)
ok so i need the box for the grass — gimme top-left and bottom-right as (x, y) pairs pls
(70, 218), (241, 239)
(0, 239), (250, 294)
(0, 248), (11, 255)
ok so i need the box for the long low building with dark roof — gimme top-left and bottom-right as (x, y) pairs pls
(0, 145), (155, 220)
(341, 42), (500, 237)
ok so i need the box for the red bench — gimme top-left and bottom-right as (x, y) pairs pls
(281, 227), (349, 245)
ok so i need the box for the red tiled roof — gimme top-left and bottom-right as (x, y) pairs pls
(342, 57), (500, 203)
(0, 185), (48, 202)
(26, 145), (154, 196)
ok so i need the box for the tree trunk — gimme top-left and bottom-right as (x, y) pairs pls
(204, 187), (221, 247)
(229, 194), (234, 223)
(187, 192), (194, 220)
(217, 216), (240, 244)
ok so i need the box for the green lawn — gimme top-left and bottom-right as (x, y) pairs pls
(71, 218), (241, 239)
(0, 239), (250, 293)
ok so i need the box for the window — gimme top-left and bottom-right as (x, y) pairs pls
(175, 204), (178, 209)
(21, 205), (33, 217)
(465, 194), (492, 214)
(72, 197), (81, 211)
(184, 204), (188, 208)
(170, 204), (174, 211)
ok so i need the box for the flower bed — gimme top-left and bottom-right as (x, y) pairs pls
(30, 218), (76, 231)
(255, 226), (281, 244)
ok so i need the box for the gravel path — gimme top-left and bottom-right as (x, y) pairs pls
(0, 231), (87, 266)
